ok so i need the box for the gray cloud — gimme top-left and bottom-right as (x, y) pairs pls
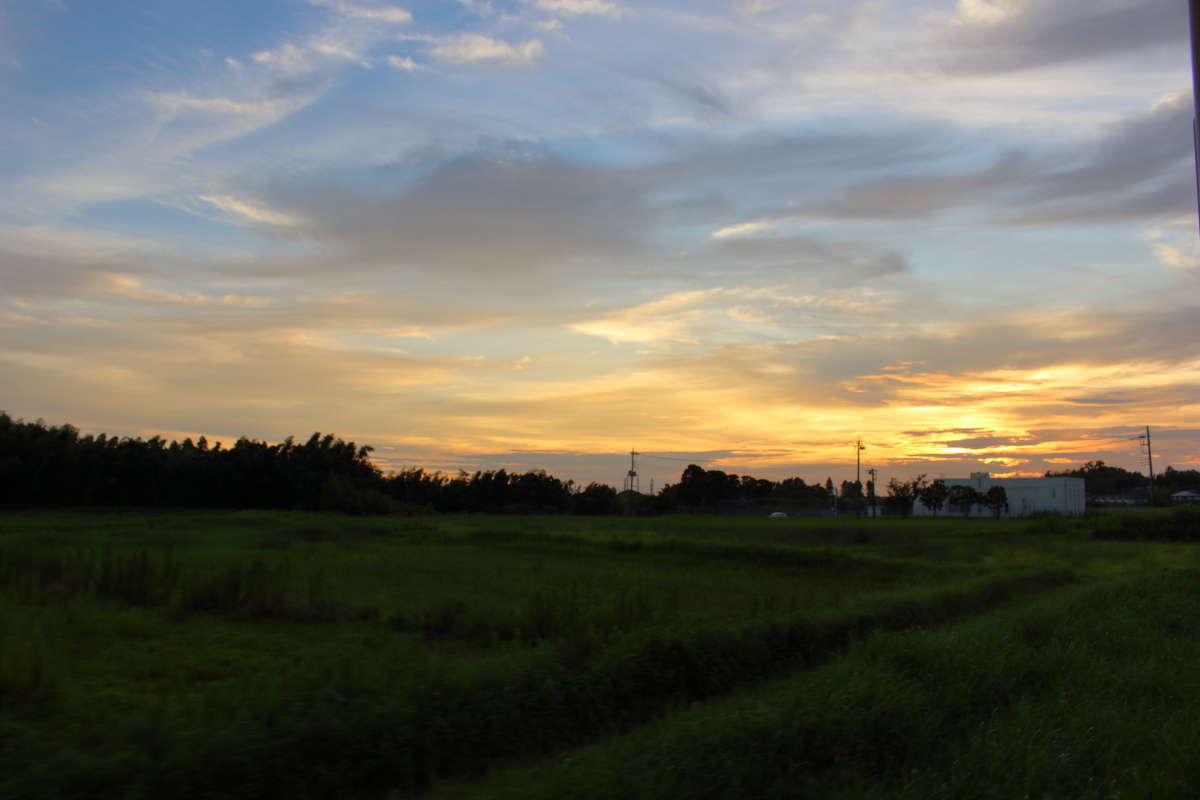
(0, 249), (99, 297)
(265, 153), (652, 280)
(939, 0), (1186, 74)
(808, 94), (1192, 224)
(630, 125), (954, 191)
(822, 150), (1038, 219)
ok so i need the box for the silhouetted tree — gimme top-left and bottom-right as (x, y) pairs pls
(916, 479), (950, 517)
(573, 482), (618, 515)
(947, 484), (983, 517)
(982, 485), (1009, 519)
(885, 474), (927, 517)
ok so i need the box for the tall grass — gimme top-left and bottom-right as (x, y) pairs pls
(0, 567), (1072, 800)
(1092, 506), (1200, 541)
(388, 584), (678, 647)
(0, 603), (69, 708)
(429, 571), (1200, 800)
(0, 544), (376, 622)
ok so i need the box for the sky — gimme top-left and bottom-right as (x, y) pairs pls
(1, 0), (1198, 489)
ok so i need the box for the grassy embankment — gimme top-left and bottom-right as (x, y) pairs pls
(0, 508), (1196, 798)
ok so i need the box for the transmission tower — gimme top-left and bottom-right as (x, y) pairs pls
(623, 449), (640, 493)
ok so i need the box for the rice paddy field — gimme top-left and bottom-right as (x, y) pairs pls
(1, 508), (1199, 799)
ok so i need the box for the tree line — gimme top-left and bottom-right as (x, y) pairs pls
(0, 414), (843, 515)
(0, 413), (385, 512)
(1045, 460), (1200, 503)
(10, 414), (1189, 515)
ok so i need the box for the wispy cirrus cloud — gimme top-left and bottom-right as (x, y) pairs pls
(196, 194), (301, 228)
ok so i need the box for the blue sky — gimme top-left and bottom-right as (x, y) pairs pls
(1, 0), (1198, 487)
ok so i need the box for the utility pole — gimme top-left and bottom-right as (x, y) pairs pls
(1133, 427), (1156, 506)
(1144, 425), (1156, 506)
(1146, 425), (1155, 490)
(1190, 0), (1200, 231)
(856, 437), (864, 486)
(867, 467), (878, 518)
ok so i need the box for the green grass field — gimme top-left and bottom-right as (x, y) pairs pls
(1, 508), (1197, 799)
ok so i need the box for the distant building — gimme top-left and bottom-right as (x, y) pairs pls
(1172, 490), (1200, 504)
(913, 472), (1086, 517)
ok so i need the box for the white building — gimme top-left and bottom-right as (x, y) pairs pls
(913, 472), (1086, 517)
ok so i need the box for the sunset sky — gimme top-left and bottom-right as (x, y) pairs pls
(2, 0), (1198, 488)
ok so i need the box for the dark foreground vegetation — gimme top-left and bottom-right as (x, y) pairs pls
(432, 571), (1200, 800)
(2, 508), (1200, 799)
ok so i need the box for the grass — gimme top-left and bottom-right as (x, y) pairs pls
(429, 569), (1200, 800)
(0, 507), (1195, 799)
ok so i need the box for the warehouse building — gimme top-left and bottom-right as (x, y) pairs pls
(913, 472), (1086, 517)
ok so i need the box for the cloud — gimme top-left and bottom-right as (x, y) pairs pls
(94, 272), (274, 307)
(937, 0), (1186, 73)
(1154, 242), (1200, 274)
(457, 0), (495, 13)
(707, 235), (912, 281)
(735, 0), (780, 14)
(570, 284), (904, 345)
(250, 37), (370, 72)
(260, 152), (650, 280)
(710, 219), (774, 239)
(430, 34), (545, 66)
(790, 93), (1192, 225)
(954, 0), (1011, 25)
(571, 288), (728, 344)
(819, 151), (1036, 219)
(532, 0), (623, 19)
(385, 55), (429, 71)
(632, 126), (952, 193)
(308, 0), (412, 24)
(197, 194), (300, 227)
(148, 93), (296, 119)
(16, 15), (396, 215)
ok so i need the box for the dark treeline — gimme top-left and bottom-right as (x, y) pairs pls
(1046, 460), (1200, 501)
(385, 463), (837, 515)
(0, 413), (384, 512)
(1, 413), (843, 515)
(656, 463), (835, 512)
